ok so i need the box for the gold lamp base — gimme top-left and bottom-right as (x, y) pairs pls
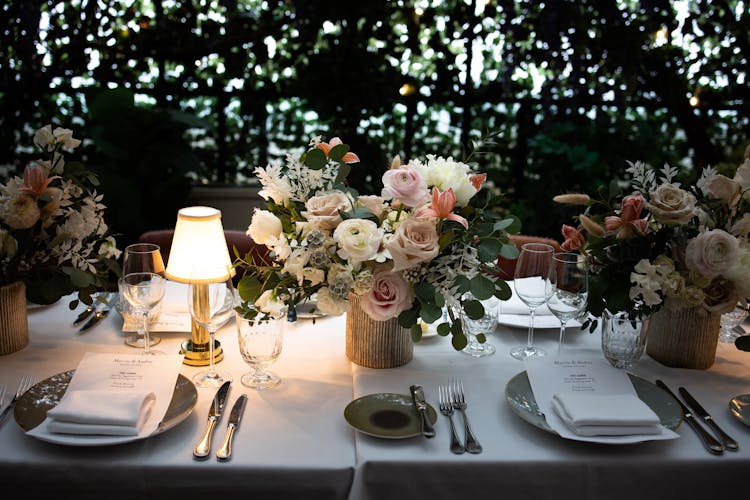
(180, 283), (224, 366)
(180, 338), (224, 366)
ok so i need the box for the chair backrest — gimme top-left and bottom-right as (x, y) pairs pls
(496, 234), (563, 279)
(137, 229), (270, 283)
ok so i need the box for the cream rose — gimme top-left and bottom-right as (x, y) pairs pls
(362, 270), (414, 321)
(302, 191), (351, 230)
(703, 174), (741, 206)
(384, 217), (440, 272)
(247, 208), (283, 245)
(685, 229), (739, 279)
(645, 183), (696, 225)
(333, 218), (383, 263)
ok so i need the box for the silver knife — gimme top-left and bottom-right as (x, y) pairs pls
(655, 380), (724, 455)
(77, 306), (111, 333)
(216, 394), (247, 461)
(410, 385), (436, 438)
(679, 386), (739, 451)
(193, 381), (231, 459)
(73, 293), (115, 328)
(73, 304), (96, 326)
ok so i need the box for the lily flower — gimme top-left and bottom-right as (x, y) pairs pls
(19, 164), (59, 199)
(469, 172), (487, 191)
(604, 193), (649, 239)
(315, 137), (360, 163)
(416, 187), (469, 229)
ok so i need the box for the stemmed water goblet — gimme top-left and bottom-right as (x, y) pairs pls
(188, 265), (236, 388)
(236, 310), (285, 390)
(453, 293), (499, 357)
(121, 272), (166, 355)
(121, 243), (165, 349)
(719, 303), (749, 343)
(546, 252), (588, 353)
(510, 242), (554, 360)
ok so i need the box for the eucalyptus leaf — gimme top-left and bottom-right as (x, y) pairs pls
(470, 275), (495, 300)
(304, 147), (327, 170)
(478, 238), (501, 262)
(237, 276), (262, 302)
(328, 143), (349, 161)
(420, 303), (443, 323)
(454, 275), (471, 294)
(451, 332), (468, 350)
(398, 308), (420, 329)
(437, 322), (451, 336)
(463, 299), (485, 320)
(410, 324), (422, 343)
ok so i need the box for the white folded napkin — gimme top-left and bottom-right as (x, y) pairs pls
(46, 390), (156, 436)
(501, 290), (553, 315)
(551, 392), (661, 436)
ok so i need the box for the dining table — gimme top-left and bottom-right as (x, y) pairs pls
(1, 295), (750, 500)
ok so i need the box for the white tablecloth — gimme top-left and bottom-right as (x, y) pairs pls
(2, 298), (750, 500)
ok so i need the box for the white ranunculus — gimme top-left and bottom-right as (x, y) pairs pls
(410, 155), (477, 207)
(685, 229), (739, 279)
(333, 218), (383, 263)
(247, 208), (283, 245)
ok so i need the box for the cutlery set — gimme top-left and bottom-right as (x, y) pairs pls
(656, 380), (738, 455)
(73, 292), (116, 333)
(417, 379), (482, 454)
(193, 381), (248, 461)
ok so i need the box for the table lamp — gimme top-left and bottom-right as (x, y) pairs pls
(165, 206), (234, 366)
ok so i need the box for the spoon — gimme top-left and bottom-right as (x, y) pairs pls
(728, 394), (750, 426)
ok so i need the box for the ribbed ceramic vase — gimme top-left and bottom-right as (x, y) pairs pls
(345, 294), (413, 368)
(0, 281), (30, 355)
(646, 302), (720, 370)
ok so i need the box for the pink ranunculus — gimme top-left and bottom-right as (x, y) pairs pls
(362, 270), (414, 321)
(381, 166), (430, 208)
(560, 224), (585, 251)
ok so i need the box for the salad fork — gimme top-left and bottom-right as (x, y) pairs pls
(0, 375), (35, 425)
(451, 378), (482, 454)
(438, 384), (465, 454)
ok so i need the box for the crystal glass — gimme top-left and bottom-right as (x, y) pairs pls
(121, 272), (166, 355)
(511, 243), (554, 360)
(236, 311), (285, 390)
(453, 293), (499, 357)
(601, 310), (651, 369)
(121, 243), (165, 349)
(188, 267), (236, 388)
(719, 304), (748, 343)
(547, 252), (588, 353)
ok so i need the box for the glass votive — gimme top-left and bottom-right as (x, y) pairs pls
(601, 310), (651, 370)
(719, 305), (748, 343)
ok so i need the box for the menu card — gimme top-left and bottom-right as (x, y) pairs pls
(524, 354), (679, 443)
(28, 352), (184, 445)
(122, 280), (192, 332)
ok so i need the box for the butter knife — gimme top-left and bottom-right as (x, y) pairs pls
(655, 380), (724, 455)
(410, 385), (436, 438)
(193, 380), (231, 459)
(679, 386), (739, 451)
(216, 394), (247, 461)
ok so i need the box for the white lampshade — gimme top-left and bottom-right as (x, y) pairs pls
(165, 206), (235, 283)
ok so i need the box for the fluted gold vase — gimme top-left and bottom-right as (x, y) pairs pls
(646, 303), (720, 370)
(0, 281), (29, 356)
(345, 294), (413, 368)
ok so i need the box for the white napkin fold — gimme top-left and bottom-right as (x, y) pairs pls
(501, 290), (553, 315)
(46, 390), (156, 436)
(551, 392), (661, 436)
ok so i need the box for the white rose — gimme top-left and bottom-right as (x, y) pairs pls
(685, 229), (739, 279)
(254, 290), (286, 316)
(302, 191), (351, 230)
(333, 218), (383, 263)
(247, 208), (283, 245)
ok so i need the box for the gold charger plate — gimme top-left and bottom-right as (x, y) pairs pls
(344, 393), (438, 439)
(504, 371), (683, 438)
(15, 370), (197, 446)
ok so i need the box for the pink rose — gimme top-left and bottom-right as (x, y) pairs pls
(362, 270), (414, 321)
(381, 166), (430, 208)
(384, 217), (440, 271)
(301, 191), (351, 229)
(685, 229), (739, 279)
(605, 193), (649, 238)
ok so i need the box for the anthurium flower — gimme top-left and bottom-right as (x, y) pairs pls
(415, 187), (468, 229)
(315, 137), (360, 163)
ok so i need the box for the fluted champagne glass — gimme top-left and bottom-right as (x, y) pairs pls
(188, 265), (236, 388)
(121, 272), (166, 355)
(121, 243), (165, 348)
(511, 243), (554, 360)
(547, 252), (588, 353)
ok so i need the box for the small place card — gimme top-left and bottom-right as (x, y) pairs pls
(524, 354), (679, 443)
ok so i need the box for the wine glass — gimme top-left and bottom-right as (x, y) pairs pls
(510, 243), (554, 360)
(121, 272), (166, 355)
(236, 310), (285, 390)
(121, 243), (165, 348)
(453, 293), (499, 357)
(188, 266), (236, 388)
(547, 252), (588, 353)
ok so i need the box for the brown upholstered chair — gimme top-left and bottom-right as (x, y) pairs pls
(496, 234), (563, 279)
(137, 229), (270, 283)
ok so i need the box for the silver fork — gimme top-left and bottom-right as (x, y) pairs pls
(451, 378), (482, 454)
(0, 375), (35, 425)
(438, 384), (465, 454)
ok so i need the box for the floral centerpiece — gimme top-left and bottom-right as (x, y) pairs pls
(0, 125), (121, 307)
(235, 136), (519, 351)
(554, 146), (750, 366)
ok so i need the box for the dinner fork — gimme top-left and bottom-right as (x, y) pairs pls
(0, 375), (35, 425)
(438, 384), (465, 454)
(451, 378), (482, 454)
